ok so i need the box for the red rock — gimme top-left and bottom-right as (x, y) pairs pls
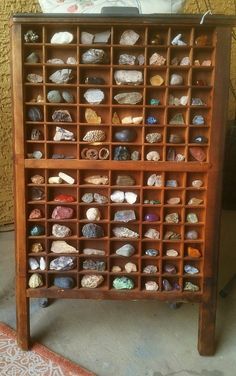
(51, 206), (74, 219)
(195, 35), (208, 46)
(29, 209), (43, 219)
(53, 194), (75, 202)
(187, 247), (201, 258)
(189, 147), (206, 162)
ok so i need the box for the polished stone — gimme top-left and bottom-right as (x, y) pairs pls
(150, 75), (164, 86)
(114, 129), (137, 142)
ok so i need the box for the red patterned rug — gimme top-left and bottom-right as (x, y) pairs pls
(0, 322), (95, 376)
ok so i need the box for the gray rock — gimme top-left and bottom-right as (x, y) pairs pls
(114, 129), (137, 142)
(62, 91), (74, 103)
(114, 92), (142, 104)
(112, 227), (139, 238)
(84, 89), (104, 104)
(114, 210), (136, 222)
(185, 230), (198, 240)
(47, 90), (62, 103)
(116, 175), (135, 186)
(113, 146), (130, 160)
(28, 257), (39, 270)
(50, 256), (75, 271)
(81, 31), (94, 44)
(131, 151), (140, 160)
(116, 244), (136, 257)
(82, 49), (108, 64)
(82, 223), (104, 238)
(28, 107), (43, 122)
(94, 30), (111, 44)
(119, 30), (140, 45)
(54, 277), (75, 289)
(53, 126), (75, 141)
(82, 259), (106, 271)
(24, 30), (39, 43)
(30, 128), (41, 140)
(146, 132), (162, 143)
(31, 187), (44, 201)
(49, 69), (72, 84)
(118, 54), (136, 65)
(52, 110), (72, 122)
(81, 193), (94, 203)
(114, 70), (143, 85)
(32, 151), (43, 159)
(52, 224), (71, 238)
(143, 265), (158, 273)
(26, 52), (40, 63)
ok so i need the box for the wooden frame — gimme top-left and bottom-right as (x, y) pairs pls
(11, 14), (236, 354)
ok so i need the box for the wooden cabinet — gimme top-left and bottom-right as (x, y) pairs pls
(11, 14), (236, 354)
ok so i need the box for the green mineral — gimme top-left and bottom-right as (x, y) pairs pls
(113, 276), (134, 290)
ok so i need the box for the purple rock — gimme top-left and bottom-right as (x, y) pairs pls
(164, 264), (177, 274)
(144, 213), (159, 222)
(51, 206), (74, 219)
(162, 279), (173, 291)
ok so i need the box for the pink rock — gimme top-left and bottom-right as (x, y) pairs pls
(189, 147), (206, 162)
(51, 206), (74, 219)
(29, 209), (43, 219)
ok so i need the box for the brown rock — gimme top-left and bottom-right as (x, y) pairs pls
(29, 209), (43, 219)
(195, 35), (208, 46)
(30, 175), (45, 184)
(187, 247), (201, 258)
(85, 108), (101, 124)
(189, 147), (206, 162)
(112, 112), (121, 124)
(150, 75), (164, 86)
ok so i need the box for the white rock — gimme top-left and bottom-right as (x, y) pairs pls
(110, 190), (125, 203)
(84, 89), (104, 104)
(49, 69), (72, 84)
(144, 228), (160, 239)
(145, 281), (159, 291)
(51, 32), (74, 44)
(58, 172), (75, 185)
(166, 249), (179, 257)
(170, 74), (183, 86)
(114, 70), (143, 85)
(124, 262), (137, 273)
(119, 30), (140, 45)
(81, 31), (94, 44)
(48, 176), (63, 184)
(29, 257), (39, 271)
(83, 248), (105, 256)
(94, 30), (111, 44)
(66, 56), (77, 64)
(47, 58), (65, 64)
(125, 192), (138, 204)
(53, 127), (75, 141)
(171, 33), (182, 45)
(180, 96), (188, 105)
(147, 174), (162, 187)
(39, 257), (46, 270)
(86, 208), (101, 221)
(133, 117), (143, 124)
(146, 151), (160, 161)
(121, 116), (133, 124)
(51, 241), (79, 253)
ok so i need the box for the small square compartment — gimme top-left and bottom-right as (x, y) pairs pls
(80, 145), (111, 161)
(113, 26), (146, 46)
(79, 257), (107, 273)
(28, 272), (46, 288)
(110, 275), (138, 290)
(186, 172), (207, 188)
(79, 170), (110, 186)
(46, 87), (77, 104)
(148, 27), (170, 46)
(79, 66), (111, 85)
(144, 127), (164, 144)
(79, 239), (108, 255)
(160, 277), (182, 292)
(110, 257), (139, 273)
(146, 87), (166, 106)
(184, 225), (204, 241)
(27, 185), (45, 202)
(185, 191), (205, 206)
(47, 203), (77, 220)
(184, 243), (203, 259)
(28, 220), (46, 238)
(164, 189), (184, 206)
(48, 272), (78, 289)
(111, 108), (144, 126)
(142, 224), (161, 240)
(79, 107), (110, 125)
(188, 127), (209, 145)
(112, 126), (142, 143)
(165, 146), (187, 163)
(163, 224), (183, 241)
(164, 207), (183, 224)
(162, 260), (180, 276)
(80, 87), (110, 105)
(47, 169), (78, 185)
(45, 27), (77, 44)
(112, 87), (144, 106)
(183, 277), (202, 293)
(25, 86), (44, 104)
(168, 88), (190, 107)
(141, 240), (161, 257)
(26, 143), (45, 160)
(110, 240), (139, 257)
(144, 145), (164, 162)
(47, 143), (77, 160)
(166, 127), (187, 145)
(167, 108), (187, 125)
(170, 28), (192, 46)
(194, 28), (215, 47)
(80, 205), (108, 222)
(47, 186), (77, 203)
(192, 69), (213, 87)
(143, 189), (162, 205)
(80, 125), (109, 143)
(80, 222), (108, 239)
(80, 27), (111, 45)
(165, 172), (186, 187)
(190, 108), (210, 127)
(169, 69), (190, 87)
(185, 208), (205, 224)
(27, 169), (46, 185)
(144, 172), (164, 188)
(46, 105), (77, 123)
(110, 205), (140, 223)
(147, 47), (168, 66)
(142, 259), (160, 274)
(26, 124), (45, 141)
(28, 238), (46, 255)
(47, 255), (77, 271)
(169, 47), (191, 66)
(27, 204), (46, 219)
(113, 47), (146, 66)
(23, 26), (43, 44)
(163, 242), (183, 258)
(142, 207), (161, 223)
(47, 124), (77, 142)
(145, 108), (165, 125)
(80, 46), (110, 65)
(147, 68), (167, 87)
(47, 221), (77, 238)
(188, 145), (208, 163)
(111, 171), (141, 187)
(112, 145), (142, 161)
(45, 46), (77, 65)
(24, 67), (44, 84)
(183, 260), (202, 276)
(191, 88), (212, 107)
(25, 104), (44, 123)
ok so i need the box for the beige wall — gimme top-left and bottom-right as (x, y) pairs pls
(0, 0), (235, 224)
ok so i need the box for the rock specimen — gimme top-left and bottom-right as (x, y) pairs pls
(121, 116), (143, 124)
(54, 194), (75, 203)
(24, 30), (39, 43)
(165, 212), (179, 223)
(83, 248), (105, 256)
(58, 172), (75, 184)
(189, 147), (206, 162)
(150, 98), (161, 105)
(81, 274), (104, 288)
(147, 174), (162, 187)
(112, 266), (122, 273)
(118, 54), (136, 65)
(53, 126), (75, 141)
(146, 151), (161, 161)
(28, 273), (43, 288)
(82, 49), (108, 64)
(31, 187), (44, 201)
(166, 179), (178, 187)
(192, 179), (203, 188)
(186, 213), (198, 223)
(188, 247), (201, 258)
(150, 33), (163, 45)
(169, 134), (184, 144)
(110, 190), (125, 203)
(66, 57), (77, 65)
(49, 69), (72, 84)
(188, 197), (203, 205)
(47, 90), (62, 103)
(29, 209), (42, 219)
(166, 249), (179, 257)
(195, 35), (208, 46)
(47, 58), (64, 64)
(113, 227), (139, 238)
(114, 129), (137, 142)
(171, 34), (187, 46)
(114, 70), (143, 85)
(54, 277), (75, 289)
(192, 115), (205, 125)
(50, 256), (75, 271)
(144, 228), (160, 239)
(81, 193), (94, 203)
(185, 230), (198, 240)
(145, 249), (159, 256)
(94, 193), (108, 204)
(180, 56), (190, 66)
(124, 262), (137, 273)
(27, 73), (43, 83)
(29, 257), (39, 270)
(83, 130), (106, 142)
(81, 31), (94, 44)
(184, 281), (199, 292)
(85, 76), (105, 85)
(167, 197), (180, 205)
(94, 30), (111, 44)
(143, 265), (158, 274)
(116, 175), (135, 186)
(125, 192), (138, 204)
(62, 90), (74, 103)
(82, 259), (105, 272)
(119, 30), (139, 45)
(114, 210), (136, 222)
(51, 206), (73, 219)
(145, 281), (159, 291)
(162, 279), (173, 291)
(31, 242), (43, 253)
(85, 108), (102, 124)
(164, 231), (181, 240)
(28, 107), (43, 121)
(86, 208), (101, 221)
(51, 240), (78, 253)
(52, 224), (71, 238)
(169, 95), (188, 106)
(114, 92), (142, 104)
(31, 174), (44, 184)
(169, 113), (185, 125)
(146, 116), (158, 125)
(84, 89), (104, 104)
(184, 264), (199, 274)
(170, 74), (183, 85)
(149, 53), (166, 65)
(51, 32), (73, 44)
(146, 132), (162, 143)
(164, 264), (177, 274)
(30, 225), (44, 236)
(84, 175), (109, 185)
(113, 276), (134, 289)
(192, 135), (208, 144)
(82, 223), (104, 238)
(150, 75), (164, 86)
(52, 110), (72, 123)
(113, 146), (131, 161)
(144, 213), (159, 222)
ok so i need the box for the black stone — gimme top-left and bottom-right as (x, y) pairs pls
(82, 259), (106, 271)
(191, 135), (208, 144)
(113, 146), (131, 161)
(28, 107), (43, 121)
(82, 223), (104, 238)
(31, 187), (45, 201)
(54, 277), (75, 289)
(114, 129), (137, 142)
(85, 76), (105, 85)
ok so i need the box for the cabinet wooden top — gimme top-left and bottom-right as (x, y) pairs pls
(10, 13), (236, 27)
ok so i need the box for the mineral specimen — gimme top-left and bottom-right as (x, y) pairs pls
(50, 256), (75, 271)
(83, 248), (105, 256)
(66, 57), (77, 65)
(114, 129), (137, 142)
(50, 32), (73, 44)
(150, 75), (164, 86)
(144, 228), (160, 239)
(187, 198), (203, 205)
(114, 92), (142, 104)
(85, 76), (105, 85)
(116, 175), (135, 186)
(150, 98), (160, 105)
(170, 74), (183, 85)
(195, 35), (208, 46)
(188, 247), (201, 258)
(169, 134), (184, 144)
(169, 113), (185, 124)
(166, 249), (179, 257)
(54, 277), (75, 289)
(30, 225), (44, 236)
(165, 212), (179, 223)
(145, 132), (162, 143)
(82, 223), (104, 238)
(83, 259), (106, 271)
(29, 257), (39, 270)
(164, 264), (177, 274)
(94, 193), (108, 204)
(84, 175), (109, 185)
(28, 107), (43, 121)
(192, 115), (205, 125)
(143, 265), (158, 274)
(85, 108), (102, 124)
(113, 276), (134, 289)
(180, 56), (190, 66)
(166, 197), (180, 205)
(81, 31), (94, 44)
(149, 53), (166, 65)
(189, 147), (206, 162)
(53, 194), (75, 203)
(47, 58), (64, 64)
(28, 273), (43, 288)
(86, 208), (101, 221)
(113, 146), (131, 161)
(145, 281), (159, 291)
(114, 210), (136, 222)
(51, 240), (78, 253)
(83, 130), (106, 142)
(114, 70), (143, 85)
(146, 116), (158, 124)
(82, 49), (108, 64)
(121, 116), (143, 124)
(145, 249), (159, 256)
(58, 172), (75, 184)
(27, 73), (43, 83)
(84, 89), (104, 104)
(164, 231), (181, 240)
(51, 206), (73, 219)
(166, 180), (178, 187)
(144, 213), (159, 222)
(113, 227), (139, 238)
(53, 127), (75, 141)
(52, 224), (71, 238)
(184, 281), (199, 292)
(146, 151), (161, 161)
(124, 262), (137, 273)
(112, 266), (122, 273)
(47, 90), (62, 103)
(29, 209), (42, 219)
(94, 30), (111, 44)
(191, 180), (203, 188)
(81, 193), (94, 203)
(31, 243), (43, 253)
(118, 53), (136, 65)
(39, 257), (46, 271)
(125, 192), (138, 204)
(147, 174), (162, 187)
(49, 69), (72, 84)
(119, 30), (139, 45)
(192, 136), (208, 144)
(162, 279), (173, 291)
(81, 275), (104, 288)
(24, 30), (39, 43)
(52, 110), (72, 123)
(171, 34), (187, 46)
(186, 213), (199, 223)
(185, 230), (198, 240)
(30, 187), (44, 201)
(184, 265), (199, 274)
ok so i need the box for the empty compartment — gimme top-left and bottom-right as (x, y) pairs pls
(79, 66), (111, 85)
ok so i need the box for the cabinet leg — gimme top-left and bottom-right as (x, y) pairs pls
(198, 300), (216, 356)
(16, 294), (30, 350)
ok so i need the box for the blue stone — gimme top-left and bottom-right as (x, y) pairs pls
(192, 115), (204, 125)
(162, 279), (173, 291)
(30, 225), (45, 236)
(145, 249), (159, 256)
(113, 146), (131, 161)
(192, 135), (208, 144)
(54, 276), (75, 289)
(146, 116), (158, 125)
(150, 98), (160, 105)
(184, 264), (199, 274)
